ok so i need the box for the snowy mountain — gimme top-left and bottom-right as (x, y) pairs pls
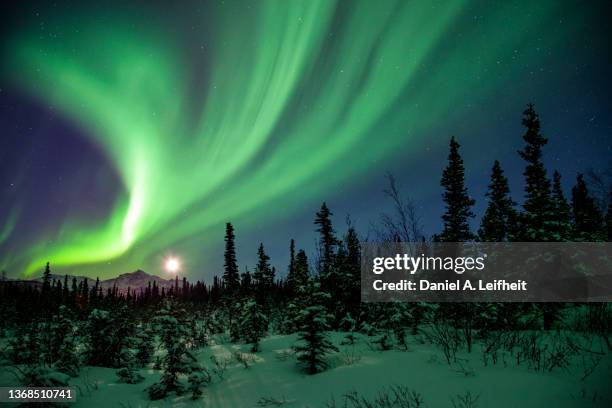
(107, 269), (176, 292)
(31, 270), (177, 293)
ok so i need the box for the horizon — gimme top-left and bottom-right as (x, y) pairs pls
(1, 0), (610, 280)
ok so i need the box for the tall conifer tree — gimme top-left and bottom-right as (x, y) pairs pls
(605, 191), (612, 241)
(572, 174), (604, 240)
(517, 104), (554, 240)
(440, 137), (475, 242)
(550, 171), (572, 241)
(479, 160), (516, 241)
(314, 203), (338, 276)
(223, 223), (239, 292)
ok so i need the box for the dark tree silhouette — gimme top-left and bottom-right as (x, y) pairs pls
(479, 160), (517, 241)
(314, 202), (338, 276)
(223, 223), (239, 292)
(606, 191), (612, 241)
(294, 282), (338, 374)
(286, 239), (296, 292)
(439, 137), (475, 242)
(517, 104), (554, 241)
(550, 171), (572, 241)
(572, 174), (604, 240)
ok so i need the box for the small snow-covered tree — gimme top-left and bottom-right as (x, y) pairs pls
(9, 322), (40, 365)
(294, 283), (338, 374)
(115, 335), (144, 384)
(44, 306), (76, 366)
(228, 300), (242, 343)
(240, 298), (268, 352)
(135, 324), (155, 367)
(84, 309), (115, 367)
(55, 334), (80, 377)
(389, 303), (411, 350)
(148, 300), (204, 400)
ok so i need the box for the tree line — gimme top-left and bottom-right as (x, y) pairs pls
(0, 103), (610, 398)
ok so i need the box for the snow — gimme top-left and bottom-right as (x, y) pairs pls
(2, 331), (610, 407)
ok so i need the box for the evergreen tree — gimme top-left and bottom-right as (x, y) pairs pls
(81, 278), (89, 306)
(253, 243), (274, 300)
(41, 262), (52, 296)
(240, 298), (268, 352)
(240, 267), (252, 297)
(252, 243), (267, 286)
(283, 249), (312, 334)
(550, 171), (572, 241)
(440, 137), (475, 242)
(314, 202), (338, 276)
(343, 226), (361, 319)
(42, 262), (51, 294)
(606, 191), (612, 241)
(60, 274), (68, 303)
(572, 174), (604, 240)
(71, 277), (78, 305)
(148, 300), (205, 399)
(223, 223), (239, 292)
(116, 337), (144, 384)
(84, 309), (115, 367)
(135, 324), (155, 367)
(517, 104), (554, 241)
(478, 160), (517, 241)
(294, 250), (310, 290)
(294, 282), (338, 374)
(48, 306), (74, 363)
(286, 239), (297, 293)
(55, 333), (80, 377)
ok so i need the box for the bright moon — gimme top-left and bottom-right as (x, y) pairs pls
(164, 256), (180, 273)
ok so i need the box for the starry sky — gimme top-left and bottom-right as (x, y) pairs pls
(0, 0), (610, 280)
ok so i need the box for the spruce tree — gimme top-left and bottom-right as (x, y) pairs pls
(294, 282), (338, 374)
(572, 173), (604, 240)
(314, 202), (338, 276)
(85, 309), (115, 367)
(286, 239), (297, 293)
(550, 171), (572, 241)
(478, 161), (517, 241)
(41, 262), (52, 298)
(55, 333), (80, 377)
(606, 191), (612, 241)
(343, 226), (361, 319)
(517, 104), (554, 240)
(240, 298), (268, 352)
(223, 223), (239, 292)
(294, 250), (310, 290)
(240, 267), (253, 297)
(284, 249), (312, 334)
(116, 337), (144, 384)
(148, 300), (205, 399)
(135, 324), (155, 367)
(253, 243), (273, 298)
(440, 137), (475, 242)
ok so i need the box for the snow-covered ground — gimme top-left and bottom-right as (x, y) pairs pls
(2, 331), (610, 407)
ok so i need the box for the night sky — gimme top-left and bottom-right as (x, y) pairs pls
(0, 0), (610, 280)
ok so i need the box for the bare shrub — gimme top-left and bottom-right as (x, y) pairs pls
(340, 346), (363, 366)
(234, 350), (255, 369)
(327, 385), (425, 408)
(451, 391), (480, 408)
(257, 395), (292, 406)
(422, 324), (460, 364)
(210, 355), (231, 380)
(453, 358), (475, 377)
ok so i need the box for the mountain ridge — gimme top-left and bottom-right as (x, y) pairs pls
(29, 269), (178, 293)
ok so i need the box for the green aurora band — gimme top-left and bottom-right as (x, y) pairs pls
(3, 0), (577, 278)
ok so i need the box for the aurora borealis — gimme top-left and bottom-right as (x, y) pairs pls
(1, 0), (610, 279)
